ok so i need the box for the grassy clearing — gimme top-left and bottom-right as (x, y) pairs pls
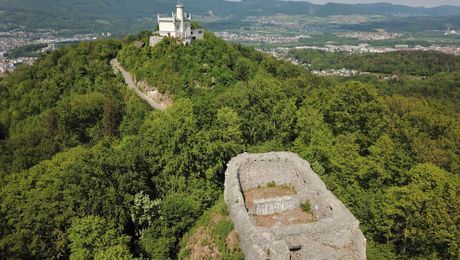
(178, 197), (244, 260)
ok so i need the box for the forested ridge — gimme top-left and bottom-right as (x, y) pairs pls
(289, 49), (460, 76)
(2, 0), (460, 33)
(0, 33), (458, 259)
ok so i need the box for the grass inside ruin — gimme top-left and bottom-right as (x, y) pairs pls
(300, 201), (312, 213)
(255, 209), (316, 228)
(243, 184), (317, 228)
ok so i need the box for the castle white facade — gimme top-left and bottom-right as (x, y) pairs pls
(150, 1), (204, 46)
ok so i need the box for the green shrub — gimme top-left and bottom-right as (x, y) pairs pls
(267, 181), (276, 188)
(300, 201), (311, 213)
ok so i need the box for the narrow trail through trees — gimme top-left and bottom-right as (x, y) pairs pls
(111, 59), (167, 110)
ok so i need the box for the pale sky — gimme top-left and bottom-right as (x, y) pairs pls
(299, 1), (460, 7)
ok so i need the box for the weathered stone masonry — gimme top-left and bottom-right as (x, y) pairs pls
(253, 196), (297, 216)
(224, 152), (367, 260)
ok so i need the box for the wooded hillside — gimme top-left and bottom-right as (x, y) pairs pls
(0, 34), (458, 259)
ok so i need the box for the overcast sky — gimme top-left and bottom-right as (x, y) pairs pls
(302, 1), (460, 7)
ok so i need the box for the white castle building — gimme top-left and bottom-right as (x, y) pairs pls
(150, 0), (204, 46)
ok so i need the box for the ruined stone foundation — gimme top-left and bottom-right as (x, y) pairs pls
(224, 152), (367, 260)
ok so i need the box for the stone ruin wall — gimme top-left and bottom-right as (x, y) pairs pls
(238, 157), (299, 190)
(224, 152), (367, 260)
(237, 154), (334, 219)
(253, 196), (298, 216)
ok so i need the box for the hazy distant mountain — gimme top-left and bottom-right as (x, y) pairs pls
(1, 0), (460, 33)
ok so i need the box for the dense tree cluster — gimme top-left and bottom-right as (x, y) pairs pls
(6, 44), (47, 58)
(289, 49), (460, 76)
(0, 39), (125, 175)
(0, 33), (458, 259)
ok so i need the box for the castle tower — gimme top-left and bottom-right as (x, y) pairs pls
(176, 0), (185, 39)
(152, 0), (203, 46)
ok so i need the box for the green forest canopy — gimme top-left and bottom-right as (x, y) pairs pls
(289, 49), (460, 76)
(0, 33), (458, 259)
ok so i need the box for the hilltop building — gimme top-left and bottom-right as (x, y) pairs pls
(150, 0), (204, 46)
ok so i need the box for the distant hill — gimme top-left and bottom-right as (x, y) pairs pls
(1, 0), (460, 33)
(311, 2), (460, 16)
